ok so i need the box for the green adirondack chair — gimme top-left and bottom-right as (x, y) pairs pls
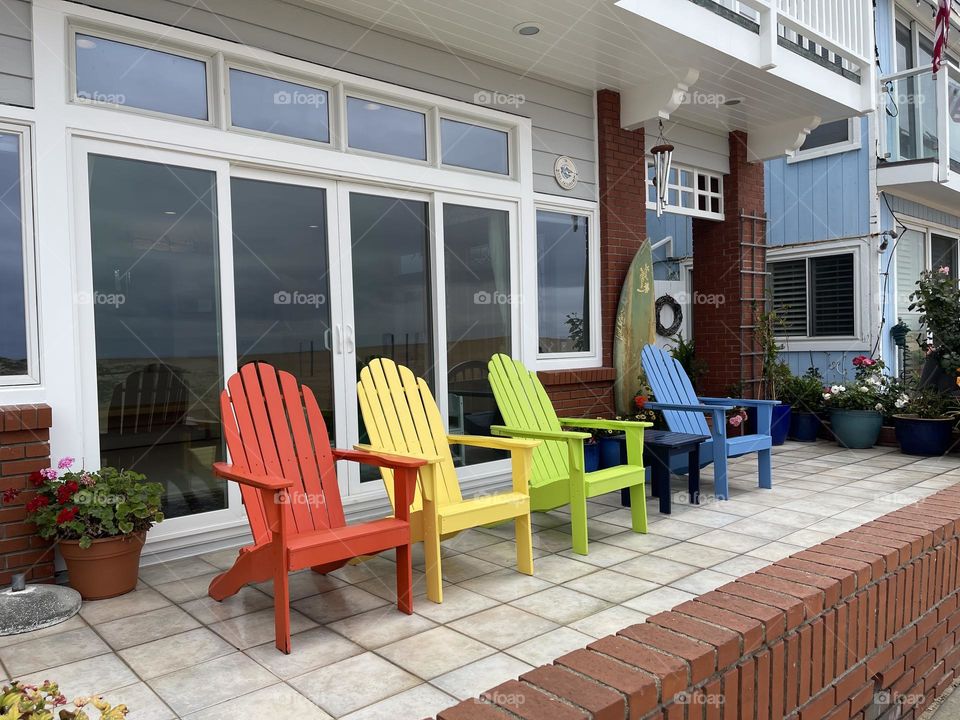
(487, 354), (650, 555)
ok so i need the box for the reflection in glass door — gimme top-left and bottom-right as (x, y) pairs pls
(231, 177), (336, 439)
(348, 192), (432, 483)
(88, 154), (225, 519)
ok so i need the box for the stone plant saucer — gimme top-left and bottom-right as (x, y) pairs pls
(0, 580), (82, 636)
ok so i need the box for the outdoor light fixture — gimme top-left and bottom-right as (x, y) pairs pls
(513, 22), (541, 36)
(650, 119), (675, 218)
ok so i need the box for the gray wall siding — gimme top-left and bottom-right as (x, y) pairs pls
(885, 194), (960, 231)
(0, 0), (32, 107)
(79, 0), (597, 200)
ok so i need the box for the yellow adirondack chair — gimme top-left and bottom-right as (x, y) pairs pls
(357, 358), (540, 603)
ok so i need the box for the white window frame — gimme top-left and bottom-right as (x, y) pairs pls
(342, 92), (434, 166)
(532, 195), (602, 370)
(892, 218), (960, 322)
(437, 115), (515, 178)
(787, 117), (862, 163)
(644, 158), (724, 221)
(768, 240), (867, 350)
(0, 120), (39, 387)
(68, 24), (218, 126)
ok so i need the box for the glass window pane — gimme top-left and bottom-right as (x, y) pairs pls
(0, 132), (27, 377)
(231, 178), (335, 438)
(679, 169), (692, 188)
(537, 210), (590, 354)
(440, 119), (509, 174)
(931, 234), (958, 279)
(89, 155), (224, 518)
(799, 119), (851, 151)
(229, 69), (329, 143)
(444, 204), (511, 466)
(896, 229), (926, 333)
(346, 97), (426, 160)
(75, 34), (208, 120)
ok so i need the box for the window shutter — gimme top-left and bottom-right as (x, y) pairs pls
(810, 254), (855, 336)
(770, 260), (808, 336)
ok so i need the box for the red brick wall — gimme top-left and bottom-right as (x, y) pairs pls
(0, 405), (54, 585)
(540, 89), (646, 416)
(434, 485), (960, 720)
(692, 130), (766, 398)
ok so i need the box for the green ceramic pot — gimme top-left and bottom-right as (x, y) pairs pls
(830, 409), (883, 449)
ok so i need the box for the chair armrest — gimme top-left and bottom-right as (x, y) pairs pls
(332, 447), (427, 469)
(446, 434), (541, 451)
(700, 397), (781, 407)
(559, 418), (654, 432)
(213, 462), (293, 491)
(646, 401), (736, 412)
(352, 444), (444, 465)
(491, 425), (592, 442)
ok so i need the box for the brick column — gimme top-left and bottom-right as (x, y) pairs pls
(538, 90), (646, 417)
(0, 405), (55, 585)
(692, 130), (766, 397)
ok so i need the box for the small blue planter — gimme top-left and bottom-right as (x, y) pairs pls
(830, 409), (883, 449)
(894, 415), (956, 456)
(583, 442), (600, 472)
(746, 404), (792, 445)
(789, 411), (821, 442)
(598, 435), (625, 468)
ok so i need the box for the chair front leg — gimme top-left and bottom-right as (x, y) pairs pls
(509, 447), (534, 575)
(268, 489), (292, 654)
(623, 428), (647, 533)
(566, 440), (589, 555)
(419, 465), (444, 604)
(709, 408), (730, 501)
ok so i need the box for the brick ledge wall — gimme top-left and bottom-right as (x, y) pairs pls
(434, 483), (960, 720)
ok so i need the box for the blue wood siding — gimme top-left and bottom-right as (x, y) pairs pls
(778, 349), (871, 385)
(647, 210), (692, 281)
(764, 117), (870, 247)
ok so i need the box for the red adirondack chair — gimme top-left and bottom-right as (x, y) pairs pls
(208, 363), (424, 653)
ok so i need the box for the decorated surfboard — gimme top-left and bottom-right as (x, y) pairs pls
(613, 241), (657, 416)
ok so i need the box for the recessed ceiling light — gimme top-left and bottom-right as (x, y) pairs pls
(364, 102), (382, 111)
(163, 210), (177, 215)
(76, 37), (97, 50)
(724, 98), (743, 106)
(308, 225), (319, 229)
(513, 22), (541, 36)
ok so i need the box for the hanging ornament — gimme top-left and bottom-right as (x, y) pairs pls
(650, 119), (675, 218)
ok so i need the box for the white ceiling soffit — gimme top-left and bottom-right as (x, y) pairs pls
(748, 116), (822, 161)
(300, 0), (861, 137)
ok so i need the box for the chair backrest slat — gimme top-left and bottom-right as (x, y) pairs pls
(357, 359), (462, 511)
(220, 363), (344, 543)
(487, 354), (568, 485)
(641, 346), (710, 435)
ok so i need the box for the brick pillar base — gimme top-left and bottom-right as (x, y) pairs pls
(692, 130), (766, 397)
(0, 405), (55, 585)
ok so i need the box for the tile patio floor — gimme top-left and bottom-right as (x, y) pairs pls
(4, 441), (960, 719)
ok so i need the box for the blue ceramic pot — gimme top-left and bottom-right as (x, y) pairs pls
(746, 404), (792, 445)
(789, 411), (821, 442)
(598, 435), (625, 468)
(830, 409), (883, 449)
(894, 415), (956, 456)
(583, 442), (600, 472)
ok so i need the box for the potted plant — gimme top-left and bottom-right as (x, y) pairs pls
(909, 266), (960, 397)
(669, 334), (707, 394)
(822, 356), (892, 448)
(1, 680), (130, 719)
(3, 458), (163, 600)
(781, 370), (824, 442)
(751, 308), (792, 445)
(595, 420), (624, 469)
(892, 383), (959, 456)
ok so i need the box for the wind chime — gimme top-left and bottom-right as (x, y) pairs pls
(650, 119), (675, 218)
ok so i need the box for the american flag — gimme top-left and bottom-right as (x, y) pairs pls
(933, 0), (952, 75)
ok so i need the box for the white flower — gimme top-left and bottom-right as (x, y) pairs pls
(831, 385), (846, 394)
(822, 392), (832, 400)
(875, 403), (884, 412)
(895, 394), (909, 409)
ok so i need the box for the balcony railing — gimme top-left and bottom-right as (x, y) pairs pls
(880, 64), (960, 179)
(708, 0), (873, 76)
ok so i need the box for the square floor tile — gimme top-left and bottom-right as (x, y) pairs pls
(747, 541), (805, 562)
(412, 586), (500, 624)
(245, 626), (363, 680)
(510, 586), (611, 624)
(328, 606), (436, 649)
(96, 605), (201, 650)
(19, 654), (138, 700)
(721, 518), (797, 541)
(466, 540), (547, 567)
(650, 542), (738, 569)
(558, 542), (637, 567)
(80, 587), (171, 625)
(340, 683), (456, 720)
(148, 652), (277, 717)
(458, 568), (552, 602)
(152, 573), (222, 604)
(1, 626), (109, 676)
(687, 529), (770, 554)
(292, 585), (388, 625)
(289, 652), (419, 717)
(569, 606), (650, 639)
(432, 653), (534, 700)
(140, 556), (220, 586)
(99, 682), (175, 720)
(598, 531), (679, 553)
(505, 626), (595, 667)
(623, 586), (697, 615)
(185, 683), (332, 719)
(119, 627), (234, 679)
(376, 626), (495, 679)
(449, 605), (556, 650)
(182, 587), (275, 625)
(209, 607), (317, 650)
(562, 569), (660, 603)
(254, 570), (347, 601)
(0, 614), (86, 650)
(432, 554), (503, 584)
(610, 555), (699, 584)
(670, 569), (739, 595)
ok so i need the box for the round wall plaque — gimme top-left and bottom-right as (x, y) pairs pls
(554, 155), (579, 190)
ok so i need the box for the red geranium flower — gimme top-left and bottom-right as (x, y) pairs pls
(26, 495), (50, 513)
(56, 480), (79, 504)
(56, 506), (79, 524)
(2, 488), (21, 504)
(634, 395), (648, 409)
(28, 470), (44, 487)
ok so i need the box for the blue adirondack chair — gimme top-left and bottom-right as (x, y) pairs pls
(640, 345), (778, 500)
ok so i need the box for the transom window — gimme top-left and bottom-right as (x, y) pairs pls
(441, 119), (509, 175)
(229, 69), (330, 143)
(346, 97), (427, 161)
(645, 159), (724, 220)
(770, 253), (856, 338)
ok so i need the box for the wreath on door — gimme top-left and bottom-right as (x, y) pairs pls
(655, 294), (683, 337)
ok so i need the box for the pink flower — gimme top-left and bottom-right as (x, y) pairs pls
(57, 457), (74, 470)
(938, 266), (950, 275)
(729, 415), (743, 427)
(39, 468), (57, 480)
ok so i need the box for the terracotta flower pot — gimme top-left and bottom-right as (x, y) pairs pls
(58, 532), (145, 600)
